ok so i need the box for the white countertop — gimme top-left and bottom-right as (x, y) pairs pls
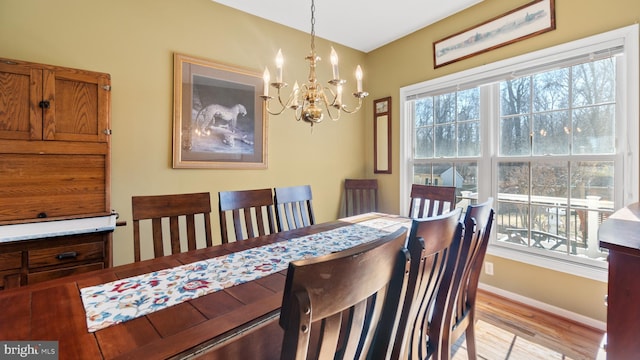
(0, 214), (117, 243)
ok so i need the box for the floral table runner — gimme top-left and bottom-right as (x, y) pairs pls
(80, 218), (409, 332)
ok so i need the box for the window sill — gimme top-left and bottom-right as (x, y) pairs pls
(487, 244), (608, 282)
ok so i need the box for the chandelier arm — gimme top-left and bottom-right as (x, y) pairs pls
(264, 101), (286, 116)
(336, 96), (365, 114)
(275, 87), (291, 109)
(263, 97), (289, 116)
(319, 89), (341, 121)
(320, 85), (340, 109)
(324, 103), (342, 121)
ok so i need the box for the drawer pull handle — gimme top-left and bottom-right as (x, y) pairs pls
(56, 251), (78, 260)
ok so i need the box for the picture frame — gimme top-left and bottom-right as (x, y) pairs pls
(433, 0), (555, 68)
(373, 97), (391, 174)
(172, 53), (267, 169)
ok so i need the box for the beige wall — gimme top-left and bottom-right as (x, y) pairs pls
(0, 0), (368, 264)
(365, 0), (640, 322)
(2, 0), (638, 323)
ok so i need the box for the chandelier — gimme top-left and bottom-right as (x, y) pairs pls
(260, 0), (368, 126)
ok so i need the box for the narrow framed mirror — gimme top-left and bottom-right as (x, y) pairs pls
(374, 97), (391, 174)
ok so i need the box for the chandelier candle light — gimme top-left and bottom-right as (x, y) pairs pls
(260, 0), (368, 127)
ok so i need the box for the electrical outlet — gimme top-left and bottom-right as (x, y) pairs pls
(484, 261), (494, 275)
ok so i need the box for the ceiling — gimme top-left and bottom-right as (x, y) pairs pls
(211, 0), (484, 53)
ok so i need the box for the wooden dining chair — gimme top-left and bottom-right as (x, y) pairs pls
(392, 208), (463, 360)
(273, 185), (315, 232)
(218, 188), (276, 243)
(131, 192), (213, 262)
(441, 199), (494, 360)
(279, 228), (410, 360)
(344, 178), (378, 217)
(409, 184), (457, 218)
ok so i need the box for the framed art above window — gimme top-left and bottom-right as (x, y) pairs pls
(172, 53), (267, 169)
(433, 0), (556, 68)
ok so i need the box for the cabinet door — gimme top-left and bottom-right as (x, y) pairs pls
(0, 251), (22, 289)
(0, 62), (43, 140)
(43, 69), (111, 142)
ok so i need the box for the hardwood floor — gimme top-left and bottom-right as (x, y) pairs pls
(455, 289), (606, 360)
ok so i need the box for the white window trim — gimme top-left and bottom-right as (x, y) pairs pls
(400, 25), (639, 282)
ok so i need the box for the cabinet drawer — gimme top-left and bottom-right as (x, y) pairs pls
(27, 263), (103, 284)
(0, 251), (22, 271)
(28, 241), (104, 269)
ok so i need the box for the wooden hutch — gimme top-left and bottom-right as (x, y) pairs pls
(0, 57), (113, 290)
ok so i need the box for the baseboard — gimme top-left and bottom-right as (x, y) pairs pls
(479, 283), (607, 331)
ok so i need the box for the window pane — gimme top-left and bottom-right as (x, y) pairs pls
(572, 58), (616, 107)
(501, 77), (530, 116)
(571, 161), (614, 204)
(458, 161), (478, 192)
(434, 124), (456, 157)
(435, 93), (455, 124)
(573, 104), (615, 154)
(415, 98), (433, 126)
(458, 121), (480, 156)
(497, 201), (530, 247)
(413, 163), (433, 185)
(435, 163), (456, 186)
(500, 115), (530, 156)
(415, 127), (433, 158)
(533, 68), (569, 112)
(532, 111), (570, 155)
(531, 161), (568, 201)
(498, 162), (529, 196)
(457, 88), (480, 121)
(413, 163), (458, 187)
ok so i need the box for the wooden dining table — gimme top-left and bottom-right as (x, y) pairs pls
(0, 212), (410, 360)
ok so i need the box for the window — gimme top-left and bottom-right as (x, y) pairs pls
(400, 25), (638, 280)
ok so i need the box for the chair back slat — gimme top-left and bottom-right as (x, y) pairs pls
(393, 208), (463, 360)
(409, 184), (457, 218)
(169, 216), (181, 255)
(279, 228), (410, 360)
(218, 188), (276, 243)
(185, 213), (197, 251)
(131, 192), (213, 262)
(274, 185), (315, 232)
(344, 179), (378, 217)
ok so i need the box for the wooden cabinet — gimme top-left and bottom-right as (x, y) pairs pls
(598, 202), (640, 359)
(0, 58), (110, 142)
(0, 57), (112, 288)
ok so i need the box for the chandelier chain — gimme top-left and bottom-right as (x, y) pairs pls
(310, 0), (316, 53)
